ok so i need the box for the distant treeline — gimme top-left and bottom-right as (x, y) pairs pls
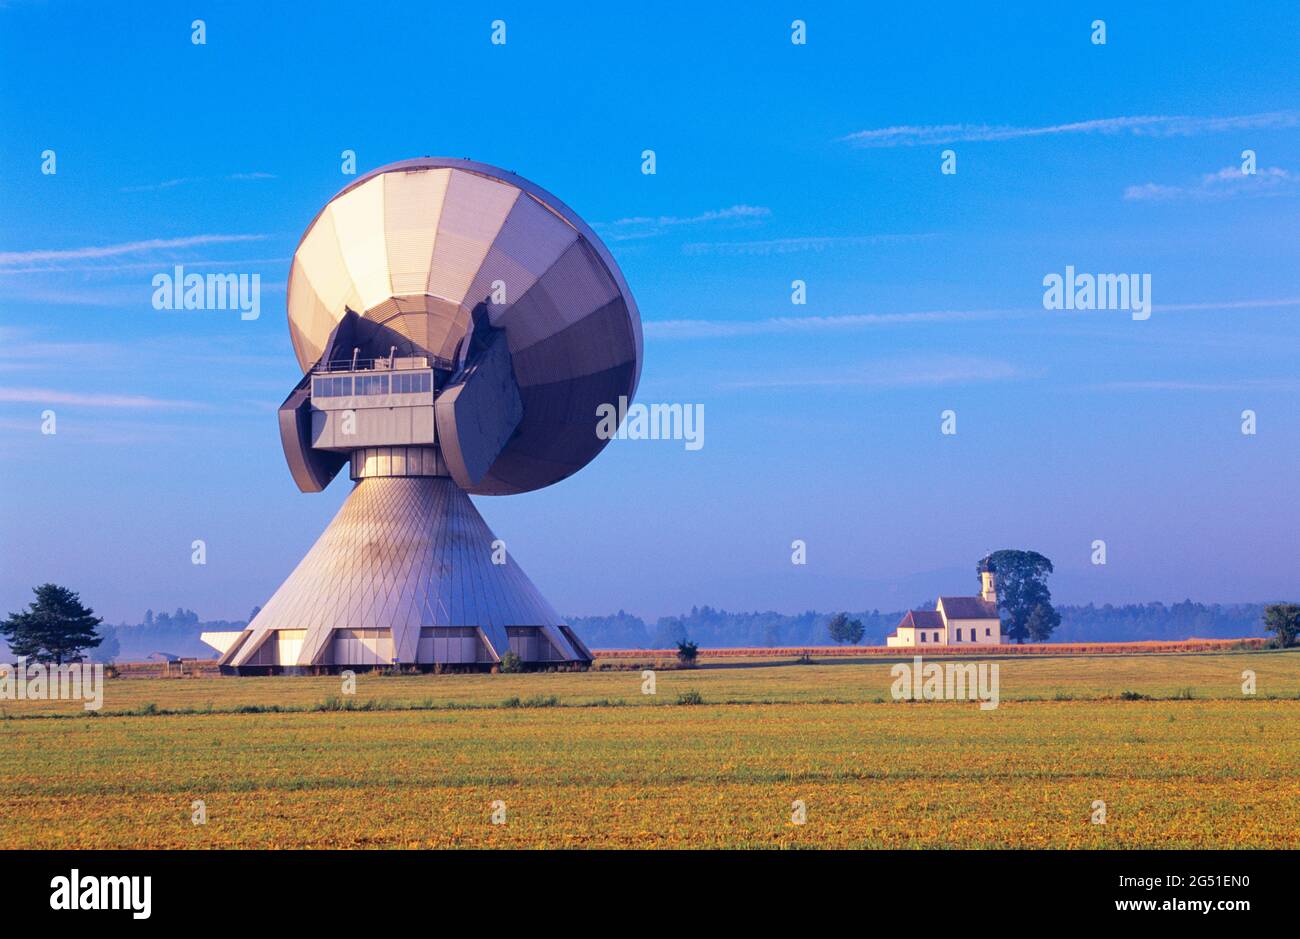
(1050, 601), (1270, 644)
(88, 614), (249, 662)
(568, 601), (1274, 648)
(0, 600), (1273, 662)
(86, 605), (260, 661)
(571, 607), (903, 649)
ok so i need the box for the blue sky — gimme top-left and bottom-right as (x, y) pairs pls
(1, 1), (1297, 624)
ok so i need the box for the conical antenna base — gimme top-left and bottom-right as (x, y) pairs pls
(220, 476), (589, 672)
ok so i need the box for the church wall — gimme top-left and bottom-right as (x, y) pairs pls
(944, 617), (1002, 645)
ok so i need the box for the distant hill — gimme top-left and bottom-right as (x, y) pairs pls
(0, 600), (1274, 662)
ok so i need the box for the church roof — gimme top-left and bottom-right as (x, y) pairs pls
(895, 610), (944, 630)
(939, 596), (999, 619)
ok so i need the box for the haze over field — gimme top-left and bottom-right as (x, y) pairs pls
(0, 599), (1271, 662)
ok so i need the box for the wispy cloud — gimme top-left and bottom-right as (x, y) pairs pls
(118, 172), (277, 192)
(1091, 378), (1300, 392)
(1156, 297), (1300, 313)
(119, 178), (195, 193)
(646, 308), (1002, 340)
(839, 110), (1300, 148)
(720, 355), (1026, 390)
(0, 328), (289, 374)
(0, 234), (268, 267)
(0, 387), (208, 410)
(0, 256), (289, 275)
(1124, 165), (1298, 201)
(646, 297), (1300, 341)
(0, 277), (280, 308)
(595, 204), (770, 241)
(0, 331), (124, 368)
(0, 285), (146, 307)
(683, 233), (930, 256)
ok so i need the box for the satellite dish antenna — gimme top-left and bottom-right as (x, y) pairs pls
(210, 158), (640, 673)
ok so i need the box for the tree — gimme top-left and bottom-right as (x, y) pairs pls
(675, 639), (699, 665)
(1263, 603), (1300, 647)
(1025, 602), (1061, 643)
(827, 612), (865, 645)
(653, 617), (689, 649)
(89, 624), (120, 663)
(979, 550), (1058, 644)
(1, 584), (104, 664)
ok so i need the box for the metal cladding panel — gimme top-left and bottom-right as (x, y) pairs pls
(436, 333), (524, 488)
(533, 239), (621, 336)
(377, 314), (414, 348)
(294, 209), (363, 332)
(557, 623), (593, 663)
(426, 172), (519, 304)
(420, 300), (464, 356)
(509, 297), (635, 386)
(473, 362), (634, 493)
(520, 363), (638, 424)
(464, 250), (535, 326)
(539, 625), (580, 661)
(467, 194), (579, 327)
(328, 176), (393, 312)
(393, 294), (430, 313)
(229, 476), (571, 669)
(518, 415), (607, 461)
(383, 168), (450, 294)
(494, 239), (619, 354)
(287, 263), (332, 367)
(279, 378), (346, 491)
(437, 312), (473, 361)
(478, 449), (582, 495)
(417, 628), (488, 665)
(214, 629), (252, 667)
(488, 267), (564, 355)
(365, 297), (402, 327)
(504, 195), (583, 276)
(377, 295), (464, 357)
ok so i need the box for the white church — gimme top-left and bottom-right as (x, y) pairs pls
(885, 569), (1006, 647)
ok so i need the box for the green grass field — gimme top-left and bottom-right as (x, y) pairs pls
(2, 650), (1297, 848)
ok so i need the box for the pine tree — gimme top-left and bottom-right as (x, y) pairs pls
(1, 584), (104, 664)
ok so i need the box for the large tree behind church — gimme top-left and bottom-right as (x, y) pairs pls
(1, 583), (103, 664)
(979, 550), (1060, 643)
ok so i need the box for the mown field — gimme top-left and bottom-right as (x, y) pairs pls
(1, 650), (1297, 848)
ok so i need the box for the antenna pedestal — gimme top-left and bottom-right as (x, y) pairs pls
(222, 476), (589, 673)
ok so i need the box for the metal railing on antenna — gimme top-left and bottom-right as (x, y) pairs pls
(312, 354), (452, 374)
